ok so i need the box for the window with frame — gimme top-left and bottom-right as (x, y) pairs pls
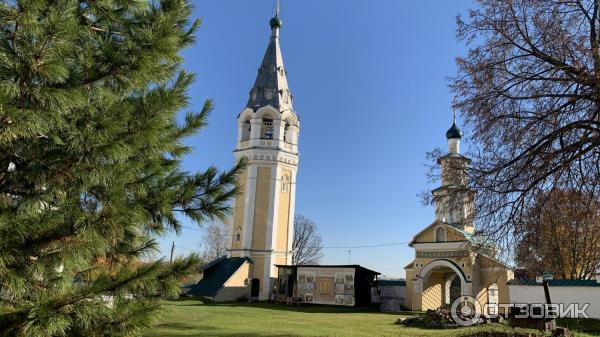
(436, 227), (446, 242)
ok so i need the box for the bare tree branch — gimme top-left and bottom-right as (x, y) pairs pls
(444, 0), (600, 261)
(292, 215), (323, 265)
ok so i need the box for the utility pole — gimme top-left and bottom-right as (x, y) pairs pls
(347, 249), (351, 264)
(542, 272), (556, 331)
(169, 241), (175, 265)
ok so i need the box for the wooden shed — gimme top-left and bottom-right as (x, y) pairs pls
(274, 265), (380, 307)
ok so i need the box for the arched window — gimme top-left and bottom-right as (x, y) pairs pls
(436, 227), (446, 242)
(283, 122), (290, 143)
(261, 118), (274, 139)
(235, 228), (242, 243)
(281, 175), (290, 193)
(241, 119), (251, 141)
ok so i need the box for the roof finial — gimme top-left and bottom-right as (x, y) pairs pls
(446, 110), (463, 140)
(270, 0), (283, 29)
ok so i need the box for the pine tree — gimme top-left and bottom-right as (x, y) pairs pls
(0, 0), (241, 335)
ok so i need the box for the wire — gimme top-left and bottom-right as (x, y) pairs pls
(322, 241), (410, 249)
(180, 225), (202, 232)
(174, 245), (197, 252)
(179, 225), (232, 236)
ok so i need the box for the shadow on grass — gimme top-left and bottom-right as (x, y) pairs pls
(156, 322), (197, 331)
(154, 322), (212, 331)
(154, 331), (303, 337)
(168, 299), (419, 316)
(557, 318), (600, 336)
(150, 324), (301, 337)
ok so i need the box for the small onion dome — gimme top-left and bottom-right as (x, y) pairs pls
(270, 17), (282, 29)
(446, 122), (463, 139)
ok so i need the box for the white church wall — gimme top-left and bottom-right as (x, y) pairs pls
(508, 285), (600, 319)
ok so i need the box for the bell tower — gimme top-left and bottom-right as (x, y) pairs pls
(432, 113), (475, 233)
(228, 7), (299, 299)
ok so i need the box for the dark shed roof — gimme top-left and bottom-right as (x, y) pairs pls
(275, 264), (380, 275)
(188, 257), (252, 297)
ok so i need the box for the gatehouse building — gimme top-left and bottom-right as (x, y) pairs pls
(404, 118), (513, 311)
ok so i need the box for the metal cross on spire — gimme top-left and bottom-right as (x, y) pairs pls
(275, 0), (280, 18)
(452, 109), (457, 125)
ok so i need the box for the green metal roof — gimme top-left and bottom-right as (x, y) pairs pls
(188, 257), (252, 297)
(448, 225), (495, 249)
(507, 279), (600, 287)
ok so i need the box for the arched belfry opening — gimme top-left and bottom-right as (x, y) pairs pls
(241, 118), (251, 142)
(283, 122), (291, 143)
(261, 118), (274, 139)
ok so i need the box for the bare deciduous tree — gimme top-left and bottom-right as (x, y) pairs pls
(445, 0), (600, 253)
(292, 215), (323, 265)
(200, 221), (229, 262)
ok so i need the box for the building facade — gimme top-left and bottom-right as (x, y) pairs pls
(226, 11), (299, 300)
(404, 118), (513, 311)
(274, 265), (380, 307)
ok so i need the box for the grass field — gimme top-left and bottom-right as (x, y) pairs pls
(143, 300), (599, 337)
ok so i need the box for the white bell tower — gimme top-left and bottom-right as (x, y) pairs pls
(228, 7), (300, 299)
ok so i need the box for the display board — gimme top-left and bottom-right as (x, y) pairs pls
(297, 267), (355, 306)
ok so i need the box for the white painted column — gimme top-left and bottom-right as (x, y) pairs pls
(261, 253), (276, 300)
(273, 119), (285, 141)
(291, 125), (299, 153)
(250, 118), (262, 147)
(236, 122), (244, 145)
(241, 165), (258, 254)
(286, 168), (297, 264)
(265, 165), (281, 251)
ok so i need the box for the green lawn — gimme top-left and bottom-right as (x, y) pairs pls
(144, 300), (600, 337)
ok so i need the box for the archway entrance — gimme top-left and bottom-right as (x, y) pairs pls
(417, 259), (468, 311)
(250, 278), (260, 298)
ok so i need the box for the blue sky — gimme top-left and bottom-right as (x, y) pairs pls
(159, 0), (475, 278)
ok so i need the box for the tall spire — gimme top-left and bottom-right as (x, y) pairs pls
(246, 2), (293, 113)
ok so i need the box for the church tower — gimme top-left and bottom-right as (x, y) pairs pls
(404, 116), (513, 311)
(432, 113), (475, 233)
(228, 8), (299, 299)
